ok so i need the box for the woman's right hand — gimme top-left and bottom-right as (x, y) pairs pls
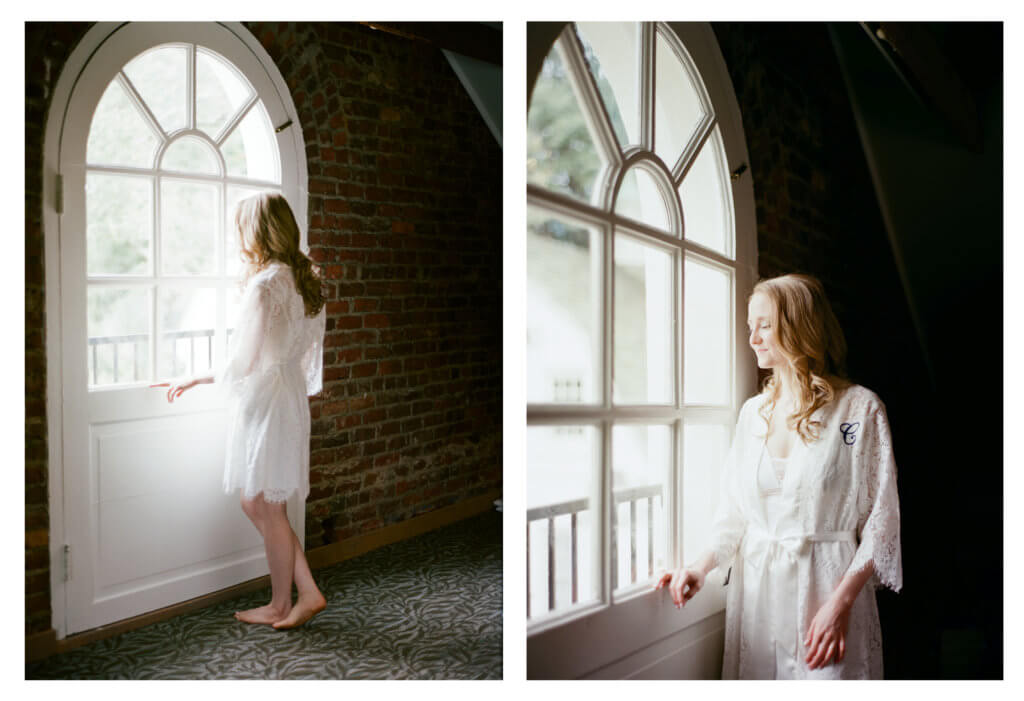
(654, 567), (706, 609)
(154, 378), (199, 403)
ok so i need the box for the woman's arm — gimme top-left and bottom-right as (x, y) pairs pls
(804, 560), (875, 669)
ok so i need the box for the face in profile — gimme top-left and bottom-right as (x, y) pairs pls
(747, 292), (782, 370)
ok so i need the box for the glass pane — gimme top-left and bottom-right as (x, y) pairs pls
(615, 167), (671, 232)
(123, 46), (188, 135)
(527, 44), (605, 203)
(680, 126), (732, 256)
(527, 210), (601, 405)
(86, 77), (160, 168)
(654, 30), (707, 171)
(684, 258), (730, 405)
(612, 424), (670, 593)
(575, 22), (641, 150)
(86, 173), (152, 276)
(196, 48), (254, 140)
(226, 185), (273, 277)
(161, 136), (220, 175)
(527, 425), (600, 620)
(222, 101), (279, 183)
(683, 423), (730, 565)
(87, 287), (150, 387)
(161, 180), (218, 275)
(614, 235), (673, 405)
(159, 287), (217, 379)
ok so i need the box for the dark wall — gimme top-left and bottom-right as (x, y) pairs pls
(713, 21), (1002, 678)
(25, 22), (502, 636)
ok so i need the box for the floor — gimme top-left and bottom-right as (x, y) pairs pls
(26, 510), (502, 680)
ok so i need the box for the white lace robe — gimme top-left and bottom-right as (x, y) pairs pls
(709, 384), (902, 679)
(217, 262), (326, 503)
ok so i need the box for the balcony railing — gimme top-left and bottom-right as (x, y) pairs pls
(88, 328), (231, 385)
(526, 483), (663, 619)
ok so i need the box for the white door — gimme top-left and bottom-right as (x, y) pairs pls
(56, 22), (307, 635)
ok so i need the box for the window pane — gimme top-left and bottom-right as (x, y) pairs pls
(615, 167), (671, 232)
(161, 135), (220, 175)
(226, 185), (274, 277)
(159, 287), (217, 379)
(684, 258), (730, 405)
(680, 125), (732, 256)
(161, 180), (218, 275)
(614, 235), (673, 405)
(612, 424), (670, 593)
(527, 425), (600, 619)
(527, 45), (605, 203)
(123, 46), (188, 135)
(88, 287), (150, 387)
(86, 77), (159, 168)
(86, 173), (152, 276)
(683, 423), (730, 565)
(575, 22), (641, 150)
(527, 210), (601, 405)
(196, 48), (254, 140)
(222, 101), (279, 183)
(653, 30), (707, 171)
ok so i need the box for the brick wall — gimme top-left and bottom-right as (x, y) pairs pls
(25, 21), (502, 636)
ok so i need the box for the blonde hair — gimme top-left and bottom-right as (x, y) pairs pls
(235, 192), (325, 317)
(751, 273), (849, 443)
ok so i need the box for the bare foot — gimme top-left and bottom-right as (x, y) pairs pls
(271, 593), (326, 630)
(234, 603), (290, 625)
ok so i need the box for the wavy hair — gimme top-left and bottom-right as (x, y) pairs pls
(752, 274), (849, 443)
(235, 192), (325, 317)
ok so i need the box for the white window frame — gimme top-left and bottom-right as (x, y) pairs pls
(43, 21), (307, 639)
(526, 22), (758, 678)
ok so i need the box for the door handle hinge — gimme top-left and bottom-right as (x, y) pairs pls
(62, 544), (71, 582)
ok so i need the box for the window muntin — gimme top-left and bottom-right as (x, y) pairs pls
(527, 22), (739, 627)
(85, 42), (281, 389)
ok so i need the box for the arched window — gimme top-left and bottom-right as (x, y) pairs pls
(45, 22), (306, 637)
(84, 41), (282, 387)
(526, 22), (757, 677)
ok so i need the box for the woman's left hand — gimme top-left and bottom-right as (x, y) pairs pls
(803, 594), (852, 670)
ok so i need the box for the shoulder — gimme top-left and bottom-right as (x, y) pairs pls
(737, 392), (769, 426)
(835, 383), (887, 418)
(248, 263), (293, 298)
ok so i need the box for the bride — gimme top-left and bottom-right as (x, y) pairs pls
(656, 274), (902, 679)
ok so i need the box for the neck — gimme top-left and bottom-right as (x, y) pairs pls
(773, 367), (799, 406)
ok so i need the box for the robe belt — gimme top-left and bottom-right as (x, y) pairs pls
(741, 527), (857, 661)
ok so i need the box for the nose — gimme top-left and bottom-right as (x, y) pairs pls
(749, 328), (761, 346)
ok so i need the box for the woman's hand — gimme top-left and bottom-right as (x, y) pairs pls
(152, 378), (200, 403)
(804, 594), (852, 670)
(654, 567), (705, 609)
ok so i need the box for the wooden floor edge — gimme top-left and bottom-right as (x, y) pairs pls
(25, 490), (502, 665)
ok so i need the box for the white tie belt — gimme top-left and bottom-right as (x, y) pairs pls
(741, 526), (857, 662)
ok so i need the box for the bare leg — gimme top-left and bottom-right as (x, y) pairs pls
(234, 494), (293, 624)
(273, 530), (327, 629)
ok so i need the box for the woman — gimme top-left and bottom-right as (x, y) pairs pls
(656, 274), (902, 678)
(162, 192), (328, 629)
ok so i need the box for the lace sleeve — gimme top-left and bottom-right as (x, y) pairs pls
(301, 305), (326, 396)
(707, 407), (749, 573)
(217, 280), (273, 398)
(844, 403), (903, 592)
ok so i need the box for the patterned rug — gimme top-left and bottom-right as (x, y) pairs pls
(27, 510), (502, 679)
